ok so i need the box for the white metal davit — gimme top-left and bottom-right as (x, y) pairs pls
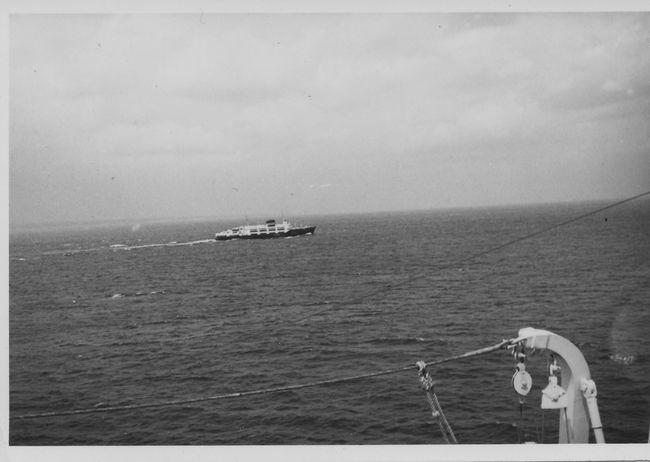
(511, 327), (605, 444)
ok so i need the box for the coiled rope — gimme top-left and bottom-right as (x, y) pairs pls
(10, 339), (509, 420)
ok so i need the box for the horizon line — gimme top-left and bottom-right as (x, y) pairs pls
(8, 195), (638, 234)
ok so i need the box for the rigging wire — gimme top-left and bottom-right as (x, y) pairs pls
(61, 191), (650, 348)
(10, 340), (509, 420)
(417, 360), (458, 443)
(14, 192), (647, 421)
(292, 190), (650, 324)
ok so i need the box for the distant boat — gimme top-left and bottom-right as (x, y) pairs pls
(215, 219), (316, 241)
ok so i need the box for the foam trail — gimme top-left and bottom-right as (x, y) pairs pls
(48, 238), (216, 255)
(122, 239), (215, 250)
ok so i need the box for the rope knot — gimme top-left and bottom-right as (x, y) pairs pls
(416, 360), (435, 391)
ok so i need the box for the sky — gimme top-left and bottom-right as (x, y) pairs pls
(8, 12), (650, 226)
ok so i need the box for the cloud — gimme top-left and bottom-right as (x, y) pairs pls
(9, 13), (650, 225)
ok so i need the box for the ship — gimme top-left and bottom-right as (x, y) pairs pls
(214, 219), (316, 241)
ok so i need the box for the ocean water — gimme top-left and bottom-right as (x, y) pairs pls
(9, 201), (650, 445)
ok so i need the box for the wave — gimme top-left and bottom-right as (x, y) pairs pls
(609, 353), (639, 365)
(363, 336), (448, 346)
(107, 290), (166, 299)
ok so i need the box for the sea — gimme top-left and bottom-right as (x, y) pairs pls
(8, 201), (650, 446)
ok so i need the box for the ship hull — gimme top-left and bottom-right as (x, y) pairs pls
(215, 226), (315, 241)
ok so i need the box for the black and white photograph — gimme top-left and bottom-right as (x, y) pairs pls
(4, 2), (650, 461)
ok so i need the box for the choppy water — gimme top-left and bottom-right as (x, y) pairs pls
(9, 201), (650, 445)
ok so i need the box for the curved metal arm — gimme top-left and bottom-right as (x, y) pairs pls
(513, 327), (604, 444)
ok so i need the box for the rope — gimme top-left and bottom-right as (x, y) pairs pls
(458, 190), (650, 264)
(430, 390), (457, 443)
(19, 194), (648, 421)
(10, 339), (510, 421)
(416, 358), (461, 444)
(424, 390), (450, 443)
(61, 191), (650, 348)
(293, 191), (650, 325)
(563, 408), (571, 443)
(516, 399), (524, 443)
(421, 378), (457, 443)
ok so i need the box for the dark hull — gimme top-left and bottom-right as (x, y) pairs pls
(215, 226), (316, 241)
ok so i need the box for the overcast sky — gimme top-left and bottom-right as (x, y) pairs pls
(9, 13), (650, 226)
